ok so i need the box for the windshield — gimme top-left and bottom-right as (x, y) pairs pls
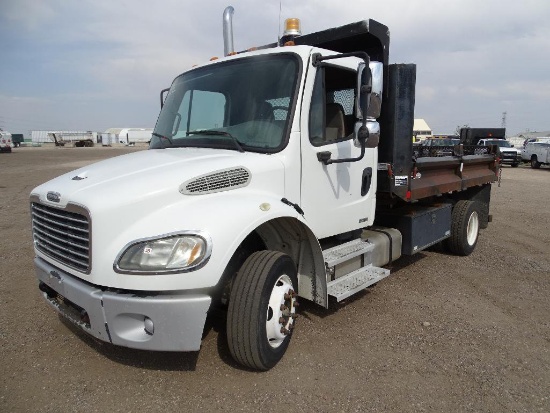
(429, 138), (459, 146)
(151, 54), (300, 153)
(485, 139), (511, 147)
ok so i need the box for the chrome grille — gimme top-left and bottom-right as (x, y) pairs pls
(31, 202), (91, 273)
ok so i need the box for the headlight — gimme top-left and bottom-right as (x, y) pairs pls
(115, 232), (211, 274)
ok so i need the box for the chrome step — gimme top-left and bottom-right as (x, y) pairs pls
(327, 265), (390, 302)
(323, 238), (375, 268)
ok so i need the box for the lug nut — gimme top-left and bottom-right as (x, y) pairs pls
(284, 293), (291, 300)
(293, 301), (300, 307)
(280, 304), (288, 311)
(279, 317), (286, 324)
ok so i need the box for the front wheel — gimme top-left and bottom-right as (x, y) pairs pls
(447, 200), (480, 256)
(227, 251), (298, 370)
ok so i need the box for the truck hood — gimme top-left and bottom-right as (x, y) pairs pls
(31, 148), (286, 210)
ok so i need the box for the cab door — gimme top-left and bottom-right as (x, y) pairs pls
(300, 55), (377, 239)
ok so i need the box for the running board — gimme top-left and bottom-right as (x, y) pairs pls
(323, 238), (375, 268)
(327, 265), (390, 302)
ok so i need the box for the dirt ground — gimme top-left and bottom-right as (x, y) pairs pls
(1, 146), (549, 413)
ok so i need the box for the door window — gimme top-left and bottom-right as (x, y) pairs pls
(308, 65), (356, 146)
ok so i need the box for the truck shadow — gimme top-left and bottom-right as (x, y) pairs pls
(59, 317), (200, 371)
(202, 310), (262, 371)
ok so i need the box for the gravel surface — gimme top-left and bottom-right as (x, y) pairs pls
(1, 146), (549, 412)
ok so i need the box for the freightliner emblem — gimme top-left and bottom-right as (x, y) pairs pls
(46, 191), (61, 202)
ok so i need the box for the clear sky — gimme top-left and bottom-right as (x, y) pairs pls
(1, 0), (549, 137)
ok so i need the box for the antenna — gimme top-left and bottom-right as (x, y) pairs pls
(278, 0), (282, 45)
(501, 111), (507, 129)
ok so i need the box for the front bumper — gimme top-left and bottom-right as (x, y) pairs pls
(35, 257), (211, 351)
(499, 152), (521, 164)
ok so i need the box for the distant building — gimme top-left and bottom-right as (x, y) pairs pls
(104, 128), (153, 145)
(413, 119), (432, 142)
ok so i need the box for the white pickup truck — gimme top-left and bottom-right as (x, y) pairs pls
(30, 9), (499, 370)
(477, 138), (521, 167)
(522, 139), (550, 168)
(0, 131), (13, 153)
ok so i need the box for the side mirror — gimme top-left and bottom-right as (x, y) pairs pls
(354, 62), (381, 149)
(355, 63), (372, 121)
(160, 88), (170, 108)
(356, 62), (383, 120)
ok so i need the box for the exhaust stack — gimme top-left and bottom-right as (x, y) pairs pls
(223, 6), (235, 56)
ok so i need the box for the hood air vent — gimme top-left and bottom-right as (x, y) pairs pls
(181, 167), (251, 195)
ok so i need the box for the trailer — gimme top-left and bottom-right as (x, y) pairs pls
(30, 8), (499, 370)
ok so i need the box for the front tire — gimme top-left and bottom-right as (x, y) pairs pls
(227, 251), (298, 370)
(447, 200), (480, 256)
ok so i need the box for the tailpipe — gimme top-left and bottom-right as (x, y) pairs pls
(223, 6), (235, 56)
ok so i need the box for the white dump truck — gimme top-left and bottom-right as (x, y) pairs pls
(30, 8), (499, 370)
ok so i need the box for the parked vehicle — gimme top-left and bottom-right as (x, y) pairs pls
(47, 132), (94, 147)
(0, 131), (12, 153)
(415, 136), (460, 157)
(11, 134), (24, 147)
(477, 139), (521, 167)
(522, 141), (550, 168)
(459, 128), (519, 167)
(460, 127), (506, 145)
(30, 9), (499, 370)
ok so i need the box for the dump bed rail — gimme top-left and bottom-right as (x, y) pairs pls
(379, 144), (498, 202)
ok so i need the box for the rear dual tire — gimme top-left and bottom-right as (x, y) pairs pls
(446, 200), (480, 256)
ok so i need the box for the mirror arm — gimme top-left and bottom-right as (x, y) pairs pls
(312, 51), (372, 165)
(318, 137), (367, 165)
(312, 51), (370, 67)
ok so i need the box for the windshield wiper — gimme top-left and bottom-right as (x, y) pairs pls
(186, 130), (245, 153)
(151, 132), (172, 148)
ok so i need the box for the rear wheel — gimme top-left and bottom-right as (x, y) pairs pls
(447, 200), (480, 256)
(531, 155), (541, 169)
(227, 251), (298, 370)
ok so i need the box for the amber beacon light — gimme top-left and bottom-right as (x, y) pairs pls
(283, 18), (301, 36)
(280, 18), (301, 46)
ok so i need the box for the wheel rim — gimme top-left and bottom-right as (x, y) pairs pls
(466, 211), (479, 246)
(266, 274), (296, 348)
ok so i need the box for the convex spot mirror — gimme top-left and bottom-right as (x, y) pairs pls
(354, 121), (380, 148)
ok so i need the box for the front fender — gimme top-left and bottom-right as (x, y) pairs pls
(89, 190), (317, 292)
